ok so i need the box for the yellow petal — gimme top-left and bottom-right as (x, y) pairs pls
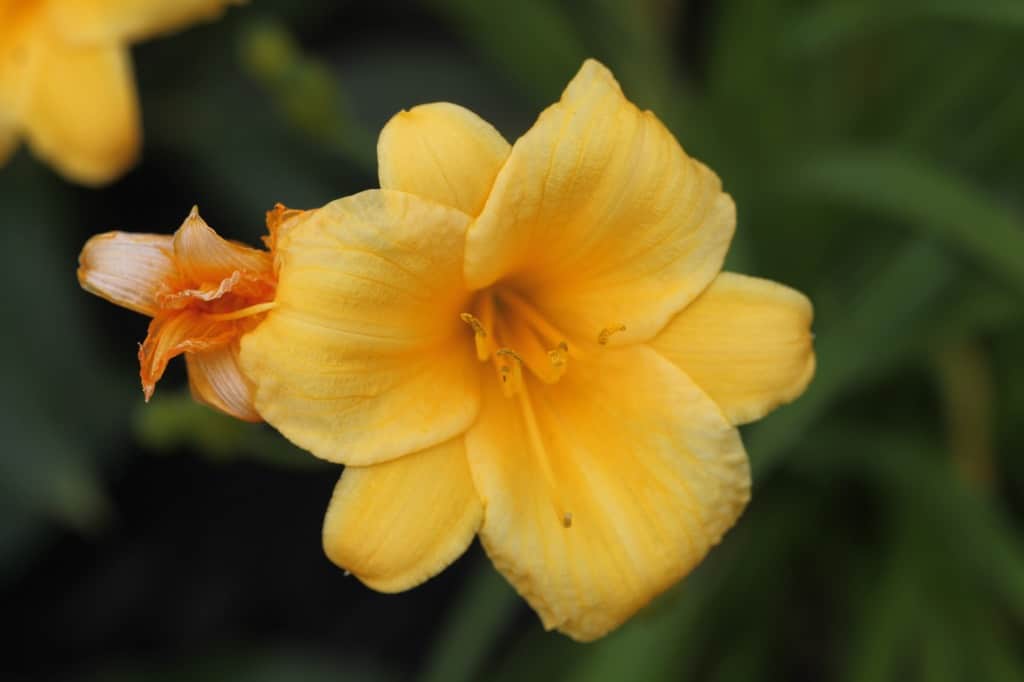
(77, 232), (177, 316)
(378, 102), (510, 216)
(139, 310), (236, 400)
(467, 345), (750, 641)
(172, 207), (272, 285)
(0, 38), (27, 164)
(48, 0), (242, 44)
(186, 345), (260, 422)
(0, 3), (41, 122)
(651, 273), (815, 425)
(322, 436), (482, 592)
(239, 190), (481, 466)
(23, 37), (139, 185)
(465, 59), (734, 345)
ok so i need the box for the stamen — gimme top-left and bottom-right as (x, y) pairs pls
(460, 312), (491, 361)
(547, 341), (569, 368)
(500, 289), (574, 353)
(204, 301), (277, 321)
(495, 348), (524, 397)
(598, 323), (627, 345)
(517, 385), (574, 530)
(546, 341), (569, 381)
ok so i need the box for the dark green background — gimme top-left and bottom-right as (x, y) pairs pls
(3, 0), (1024, 679)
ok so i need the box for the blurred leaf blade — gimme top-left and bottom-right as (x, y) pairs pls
(573, 0), (677, 111)
(135, 393), (326, 470)
(932, 341), (996, 489)
(789, 0), (1024, 56)
(237, 18), (377, 172)
(798, 424), (1024, 622)
(425, 0), (587, 105)
(419, 562), (520, 682)
(793, 150), (1024, 296)
(749, 240), (957, 475)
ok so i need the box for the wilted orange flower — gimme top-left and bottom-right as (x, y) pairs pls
(0, 0), (242, 185)
(77, 205), (300, 421)
(239, 60), (816, 640)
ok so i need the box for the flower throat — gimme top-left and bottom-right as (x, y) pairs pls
(460, 288), (626, 530)
(461, 287), (573, 397)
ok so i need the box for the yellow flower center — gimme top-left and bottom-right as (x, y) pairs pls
(462, 287), (573, 397)
(461, 287), (627, 530)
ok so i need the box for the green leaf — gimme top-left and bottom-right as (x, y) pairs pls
(748, 240), (957, 476)
(557, 494), (814, 682)
(960, 85), (1024, 168)
(237, 19), (377, 172)
(792, 150), (1024, 296)
(0, 159), (124, 574)
(425, 0), (587, 105)
(966, 619), (1024, 682)
(135, 393), (326, 470)
(921, 279), (1023, 347)
(92, 647), (396, 682)
(798, 425), (1024, 623)
(788, 0), (1024, 56)
(572, 0), (677, 111)
(842, 519), (918, 682)
(558, 577), (711, 682)
(932, 342), (996, 489)
(418, 561), (521, 682)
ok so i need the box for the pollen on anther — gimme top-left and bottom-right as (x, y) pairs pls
(547, 341), (569, 368)
(460, 312), (487, 336)
(598, 324), (626, 345)
(460, 312), (491, 361)
(496, 348), (524, 397)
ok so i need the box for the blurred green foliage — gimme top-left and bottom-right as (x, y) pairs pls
(2, 0), (1023, 680)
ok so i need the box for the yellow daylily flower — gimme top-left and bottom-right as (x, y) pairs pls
(0, 0), (242, 185)
(77, 204), (301, 420)
(239, 60), (816, 641)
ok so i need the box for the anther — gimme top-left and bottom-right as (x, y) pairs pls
(496, 348), (523, 362)
(543, 341), (569, 382)
(562, 512), (573, 528)
(460, 312), (491, 361)
(547, 341), (569, 368)
(598, 324), (627, 345)
(460, 312), (486, 336)
(496, 348), (524, 397)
